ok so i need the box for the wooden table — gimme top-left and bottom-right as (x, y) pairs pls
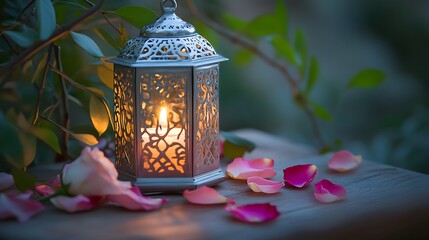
(1, 129), (429, 239)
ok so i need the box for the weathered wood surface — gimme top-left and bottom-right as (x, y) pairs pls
(1, 129), (429, 240)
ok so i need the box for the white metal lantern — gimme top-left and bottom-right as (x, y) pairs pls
(109, 0), (227, 191)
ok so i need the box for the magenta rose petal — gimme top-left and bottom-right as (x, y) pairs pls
(107, 186), (168, 211)
(225, 203), (280, 223)
(35, 185), (56, 197)
(328, 150), (362, 172)
(50, 195), (102, 213)
(0, 191), (44, 222)
(283, 164), (318, 188)
(0, 172), (14, 191)
(314, 179), (346, 203)
(183, 186), (231, 205)
(247, 176), (285, 194)
(226, 158), (276, 180)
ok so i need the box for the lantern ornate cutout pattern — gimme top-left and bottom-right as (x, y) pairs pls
(110, 0), (227, 191)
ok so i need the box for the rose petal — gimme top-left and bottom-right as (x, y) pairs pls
(0, 191), (44, 222)
(62, 147), (131, 196)
(49, 174), (62, 189)
(283, 164), (318, 188)
(247, 176), (285, 194)
(50, 195), (102, 213)
(107, 186), (168, 211)
(314, 179), (346, 203)
(183, 186), (232, 205)
(35, 185), (56, 197)
(226, 158), (276, 180)
(328, 150), (362, 172)
(225, 203), (280, 223)
(0, 172), (14, 191)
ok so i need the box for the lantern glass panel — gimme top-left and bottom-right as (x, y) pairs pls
(114, 65), (135, 176)
(194, 64), (220, 175)
(137, 68), (192, 178)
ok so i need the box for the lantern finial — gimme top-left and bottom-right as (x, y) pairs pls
(161, 0), (177, 12)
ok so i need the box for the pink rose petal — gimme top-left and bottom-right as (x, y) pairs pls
(226, 158), (276, 180)
(183, 186), (232, 205)
(0, 191), (44, 222)
(314, 179), (346, 203)
(50, 195), (102, 213)
(247, 176), (285, 194)
(0, 172), (14, 191)
(328, 150), (362, 172)
(225, 203), (280, 223)
(49, 174), (62, 189)
(283, 164), (318, 188)
(35, 185), (56, 197)
(107, 186), (168, 211)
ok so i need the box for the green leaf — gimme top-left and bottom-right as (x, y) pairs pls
(32, 53), (48, 83)
(221, 131), (256, 159)
(114, 6), (157, 29)
(306, 56), (319, 94)
(118, 23), (130, 48)
(223, 141), (246, 159)
(96, 58), (114, 89)
(11, 168), (36, 192)
(18, 133), (37, 168)
(274, 0), (287, 37)
(36, 0), (56, 41)
(222, 13), (247, 32)
(294, 28), (307, 74)
(72, 133), (98, 146)
(90, 96), (109, 136)
(234, 49), (253, 65)
(41, 117), (98, 146)
(312, 102), (332, 122)
(4, 26), (38, 48)
(0, 111), (22, 161)
(70, 31), (104, 58)
(247, 14), (277, 37)
(30, 127), (61, 154)
(348, 69), (385, 88)
(95, 28), (121, 51)
(54, 0), (88, 10)
(271, 36), (296, 64)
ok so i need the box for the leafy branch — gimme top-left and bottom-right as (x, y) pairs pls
(0, 0), (106, 82)
(184, 0), (327, 149)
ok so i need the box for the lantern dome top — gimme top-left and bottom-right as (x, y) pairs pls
(140, 0), (196, 37)
(110, 0), (227, 67)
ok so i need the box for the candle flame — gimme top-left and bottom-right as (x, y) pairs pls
(159, 107), (168, 129)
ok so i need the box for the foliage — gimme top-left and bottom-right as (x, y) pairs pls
(0, 0), (384, 189)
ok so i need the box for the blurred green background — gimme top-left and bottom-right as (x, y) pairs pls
(200, 0), (429, 173)
(1, 0), (428, 174)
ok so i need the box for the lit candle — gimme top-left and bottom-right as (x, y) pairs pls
(142, 107), (186, 173)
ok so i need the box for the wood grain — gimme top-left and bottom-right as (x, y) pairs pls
(1, 129), (428, 240)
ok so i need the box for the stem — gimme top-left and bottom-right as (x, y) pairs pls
(184, 0), (327, 148)
(0, 0), (106, 82)
(100, 11), (121, 34)
(54, 45), (70, 162)
(85, 0), (120, 33)
(32, 44), (54, 125)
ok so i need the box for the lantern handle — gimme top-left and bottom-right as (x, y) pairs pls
(161, 0), (177, 12)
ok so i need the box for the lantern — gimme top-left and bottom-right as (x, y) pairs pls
(109, 0), (227, 191)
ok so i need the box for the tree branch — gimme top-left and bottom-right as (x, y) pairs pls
(184, 0), (327, 148)
(32, 44), (54, 125)
(0, 0), (106, 82)
(54, 45), (70, 162)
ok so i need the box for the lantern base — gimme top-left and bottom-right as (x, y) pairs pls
(118, 168), (226, 192)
